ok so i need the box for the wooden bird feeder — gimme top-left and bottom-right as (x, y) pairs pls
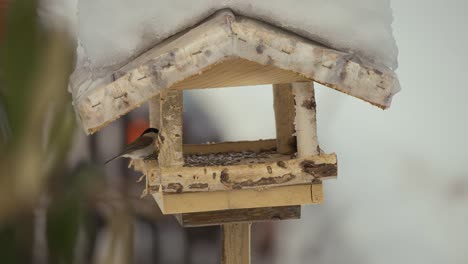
(71, 9), (399, 264)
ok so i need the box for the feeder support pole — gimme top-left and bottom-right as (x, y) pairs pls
(222, 223), (251, 264)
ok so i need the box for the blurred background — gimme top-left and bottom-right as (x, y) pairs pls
(1, 0), (467, 264)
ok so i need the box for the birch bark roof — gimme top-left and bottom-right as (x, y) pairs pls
(70, 1), (400, 134)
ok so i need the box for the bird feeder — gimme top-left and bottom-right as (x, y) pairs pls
(70, 9), (399, 264)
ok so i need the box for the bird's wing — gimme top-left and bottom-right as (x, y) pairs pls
(104, 136), (154, 164)
(121, 136), (155, 155)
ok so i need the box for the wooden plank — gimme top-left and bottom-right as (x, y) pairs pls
(171, 57), (308, 90)
(156, 153), (337, 193)
(73, 10), (399, 134)
(158, 90), (184, 166)
(222, 223), (251, 264)
(151, 184), (320, 214)
(311, 183), (324, 203)
(183, 139), (276, 155)
(273, 83), (296, 154)
(175, 206), (300, 227)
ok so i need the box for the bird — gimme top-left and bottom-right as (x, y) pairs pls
(104, 128), (159, 164)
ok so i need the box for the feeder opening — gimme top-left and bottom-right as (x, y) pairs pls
(183, 85), (276, 143)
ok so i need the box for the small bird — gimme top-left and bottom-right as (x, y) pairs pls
(104, 128), (159, 164)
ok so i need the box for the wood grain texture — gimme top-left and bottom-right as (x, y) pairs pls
(311, 183), (324, 203)
(175, 206), (300, 227)
(273, 83), (297, 154)
(158, 90), (183, 167)
(293, 82), (319, 157)
(152, 153), (337, 193)
(72, 10), (399, 134)
(148, 95), (161, 129)
(171, 57), (308, 90)
(151, 184), (321, 214)
(222, 223), (251, 264)
(292, 82), (324, 202)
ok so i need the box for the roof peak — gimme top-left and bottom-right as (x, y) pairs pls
(72, 11), (399, 134)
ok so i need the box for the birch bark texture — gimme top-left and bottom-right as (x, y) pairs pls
(71, 10), (399, 134)
(292, 82), (319, 157)
(293, 82), (324, 202)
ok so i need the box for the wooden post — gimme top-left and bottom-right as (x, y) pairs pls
(292, 82), (323, 203)
(292, 82), (319, 157)
(158, 90), (184, 167)
(143, 90), (183, 196)
(142, 95), (162, 197)
(222, 223), (251, 264)
(149, 95), (161, 129)
(273, 83), (296, 154)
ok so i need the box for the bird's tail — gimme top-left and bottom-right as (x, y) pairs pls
(104, 155), (121, 164)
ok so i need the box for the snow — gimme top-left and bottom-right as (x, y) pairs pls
(44, 0), (398, 94)
(76, 0), (397, 70)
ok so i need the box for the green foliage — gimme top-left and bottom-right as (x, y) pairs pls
(0, 0), (41, 141)
(47, 164), (102, 264)
(0, 1), (101, 263)
(0, 224), (18, 264)
(47, 201), (82, 264)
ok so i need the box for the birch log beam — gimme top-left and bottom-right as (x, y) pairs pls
(222, 223), (251, 264)
(292, 82), (319, 156)
(156, 153), (337, 193)
(292, 82), (323, 202)
(273, 83), (296, 154)
(158, 90), (184, 167)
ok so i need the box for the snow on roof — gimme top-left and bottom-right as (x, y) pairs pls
(73, 0), (398, 90)
(63, 1), (401, 134)
(71, 10), (399, 134)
